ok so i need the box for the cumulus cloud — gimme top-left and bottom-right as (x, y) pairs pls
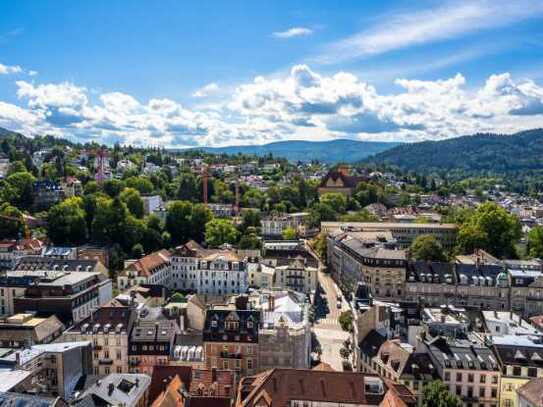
(0, 63), (23, 75)
(3, 65), (543, 146)
(272, 27), (313, 39)
(192, 82), (220, 98)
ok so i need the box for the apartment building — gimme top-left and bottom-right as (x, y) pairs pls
(261, 212), (310, 238)
(327, 231), (406, 296)
(0, 313), (64, 348)
(322, 221), (458, 250)
(203, 307), (260, 378)
(171, 241), (249, 295)
(117, 249), (171, 290)
(62, 298), (137, 377)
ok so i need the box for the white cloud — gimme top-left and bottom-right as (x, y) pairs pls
(192, 82), (220, 98)
(0, 63), (22, 75)
(272, 27), (313, 39)
(318, 0), (543, 63)
(3, 66), (543, 146)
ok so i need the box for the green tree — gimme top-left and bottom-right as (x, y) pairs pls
(238, 228), (261, 250)
(7, 160), (27, 176)
(240, 209), (261, 233)
(309, 202), (337, 227)
(205, 218), (239, 247)
(320, 192), (347, 213)
(6, 171), (36, 209)
(131, 243), (144, 258)
(103, 179), (125, 197)
(0, 203), (24, 239)
(456, 202), (521, 258)
(119, 187), (145, 218)
(176, 172), (200, 202)
(170, 292), (186, 303)
(339, 210), (378, 222)
(124, 176), (154, 194)
(165, 201), (193, 245)
(282, 226), (297, 240)
(527, 226), (543, 258)
(338, 311), (353, 333)
(421, 381), (461, 407)
(190, 204), (214, 243)
(47, 197), (88, 245)
(410, 235), (447, 262)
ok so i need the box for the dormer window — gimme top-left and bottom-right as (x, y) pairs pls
(247, 321), (253, 329)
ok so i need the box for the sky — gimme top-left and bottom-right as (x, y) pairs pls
(1, 0), (543, 147)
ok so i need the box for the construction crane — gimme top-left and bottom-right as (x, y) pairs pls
(201, 164), (210, 205)
(0, 213), (31, 239)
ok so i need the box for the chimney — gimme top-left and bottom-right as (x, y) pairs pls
(108, 383), (115, 396)
(135, 378), (139, 388)
(15, 352), (20, 367)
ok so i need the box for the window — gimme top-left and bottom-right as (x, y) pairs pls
(491, 388), (497, 398)
(513, 366), (521, 376)
(456, 386), (462, 396)
(480, 375), (486, 384)
(105, 367), (110, 374)
(528, 367), (537, 378)
(467, 387), (473, 398)
(468, 374), (474, 383)
(491, 376), (498, 385)
(247, 359), (253, 370)
(444, 372), (451, 381)
(479, 388), (485, 398)
(456, 373), (462, 382)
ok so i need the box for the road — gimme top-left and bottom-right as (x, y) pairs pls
(311, 259), (350, 371)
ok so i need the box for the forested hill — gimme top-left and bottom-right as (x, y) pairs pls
(367, 129), (543, 177)
(186, 139), (400, 163)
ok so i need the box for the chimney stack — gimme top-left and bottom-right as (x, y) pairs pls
(108, 383), (115, 396)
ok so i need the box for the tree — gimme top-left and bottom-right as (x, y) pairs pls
(165, 201), (194, 245)
(410, 235), (447, 262)
(205, 219), (239, 247)
(456, 202), (521, 258)
(91, 197), (132, 249)
(47, 197), (88, 245)
(170, 292), (186, 303)
(238, 227), (261, 250)
(320, 192), (347, 213)
(240, 209), (261, 233)
(527, 226), (543, 258)
(282, 226), (297, 240)
(338, 311), (353, 333)
(339, 210), (378, 222)
(309, 202), (337, 227)
(421, 381), (461, 407)
(6, 171), (36, 209)
(131, 243), (144, 258)
(0, 203), (24, 239)
(190, 204), (213, 243)
(124, 176), (154, 194)
(176, 172), (200, 202)
(102, 179), (125, 197)
(120, 187), (144, 218)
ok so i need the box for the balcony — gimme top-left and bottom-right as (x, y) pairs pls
(98, 358), (113, 365)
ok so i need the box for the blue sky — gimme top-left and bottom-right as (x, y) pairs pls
(1, 0), (543, 146)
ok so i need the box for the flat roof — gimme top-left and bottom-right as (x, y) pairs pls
(322, 221), (457, 230)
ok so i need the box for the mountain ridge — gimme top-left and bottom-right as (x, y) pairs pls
(180, 139), (401, 163)
(366, 128), (543, 177)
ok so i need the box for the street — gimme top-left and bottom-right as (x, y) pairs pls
(312, 268), (350, 371)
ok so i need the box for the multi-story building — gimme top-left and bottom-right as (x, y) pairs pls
(33, 180), (63, 210)
(327, 231), (406, 296)
(368, 339), (437, 401)
(62, 298), (137, 377)
(492, 335), (543, 407)
(129, 319), (179, 376)
(517, 378), (543, 407)
(0, 313), (64, 348)
(0, 341), (92, 399)
(9, 269), (112, 324)
(171, 241), (249, 295)
(117, 249), (171, 290)
(318, 166), (367, 197)
(0, 239), (45, 271)
(77, 245), (110, 273)
(251, 291), (311, 371)
(423, 336), (501, 407)
(203, 307), (260, 378)
(76, 373), (151, 407)
(142, 194), (164, 216)
(13, 255), (108, 274)
(322, 221), (458, 250)
(236, 369), (388, 407)
(261, 212), (310, 238)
